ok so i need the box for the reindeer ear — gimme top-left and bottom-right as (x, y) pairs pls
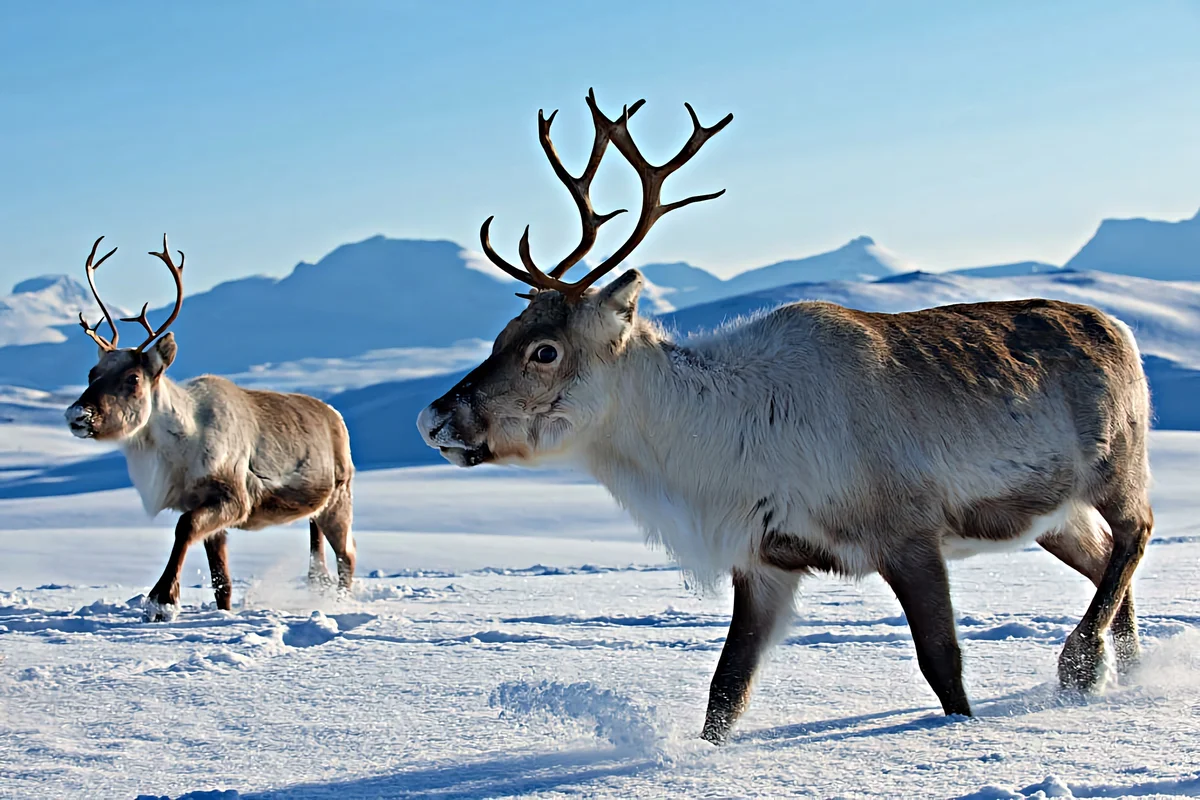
(598, 269), (644, 322)
(145, 332), (177, 378)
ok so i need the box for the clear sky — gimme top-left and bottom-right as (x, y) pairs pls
(3, 1), (1198, 305)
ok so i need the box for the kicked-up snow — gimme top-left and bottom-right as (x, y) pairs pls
(0, 432), (1198, 798)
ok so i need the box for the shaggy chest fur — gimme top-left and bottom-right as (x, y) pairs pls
(587, 446), (865, 585)
(122, 444), (182, 517)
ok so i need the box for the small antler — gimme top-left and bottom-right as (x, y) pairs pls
(480, 89), (731, 301)
(78, 236), (120, 351)
(119, 233), (185, 352)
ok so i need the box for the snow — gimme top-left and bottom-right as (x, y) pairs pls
(1, 424), (1198, 798)
(223, 340), (493, 397)
(0, 274), (129, 348)
(951, 261), (1064, 279)
(636, 235), (907, 309)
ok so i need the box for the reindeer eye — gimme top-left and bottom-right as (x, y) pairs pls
(125, 373), (140, 388)
(531, 344), (558, 364)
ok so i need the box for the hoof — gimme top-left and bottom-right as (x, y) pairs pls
(1058, 632), (1111, 693)
(1113, 634), (1141, 676)
(307, 571), (336, 591)
(700, 717), (732, 746)
(143, 597), (180, 623)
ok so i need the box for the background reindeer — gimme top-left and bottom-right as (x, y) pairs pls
(65, 236), (356, 621)
(417, 90), (1154, 744)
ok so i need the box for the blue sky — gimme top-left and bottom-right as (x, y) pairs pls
(2, 1), (1198, 304)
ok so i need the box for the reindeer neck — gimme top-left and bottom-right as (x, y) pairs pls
(584, 331), (743, 485)
(124, 375), (196, 453)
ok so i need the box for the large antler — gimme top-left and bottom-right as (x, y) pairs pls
(480, 88), (732, 301)
(78, 236), (121, 351)
(119, 234), (185, 352)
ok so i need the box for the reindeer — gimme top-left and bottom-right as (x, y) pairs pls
(65, 236), (356, 621)
(417, 90), (1154, 744)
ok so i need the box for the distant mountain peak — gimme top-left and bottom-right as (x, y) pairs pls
(1064, 207), (1200, 281)
(1, 273), (128, 348)
(12, 274), (81, 295)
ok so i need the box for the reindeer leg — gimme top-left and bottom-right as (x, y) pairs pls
(307, 520), (334, 590)
(1110, 589), (1140, 674)
(880, 543), (971, 717)
(1038, 509), (1139, 675)
(203, 530), (232, 611)
(702, 568), (798, 745)
(1059, 495), (1152, 692)
(146, 483), (247, 622)
(314, 485), (355, 597)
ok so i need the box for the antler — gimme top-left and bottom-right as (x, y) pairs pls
(119, 234), (185, 352)
(78, 236), (121, 351)
(480, 88), (732, 301)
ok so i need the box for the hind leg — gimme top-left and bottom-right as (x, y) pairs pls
(1110, 588), (1140, 673)
(307, 520), (335, 590)
(203, 530), (233, 611)
(1038, 508), (1138, 674)
(1057, 493), (1152, 692)
(314, 487), (355, 595)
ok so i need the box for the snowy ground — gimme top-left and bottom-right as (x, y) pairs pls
(1, 431), (1198, 798)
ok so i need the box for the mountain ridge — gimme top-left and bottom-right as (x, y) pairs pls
(2, 204), (1197, 390)
(1064, 208), (1200, 281)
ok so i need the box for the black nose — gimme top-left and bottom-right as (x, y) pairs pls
(66, 404), (94, 424)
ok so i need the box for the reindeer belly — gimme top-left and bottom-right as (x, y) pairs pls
(940, 501), (1072, 560)
(239, 480), (334, 530)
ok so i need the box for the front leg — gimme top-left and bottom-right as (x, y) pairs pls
(146, 483), (248, 621)
(702, 568), (799, 745)
(879, 542), (971, 716)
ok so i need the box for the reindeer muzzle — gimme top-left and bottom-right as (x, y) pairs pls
(65, 404), (97, 439)
(416, 402), (492, 468)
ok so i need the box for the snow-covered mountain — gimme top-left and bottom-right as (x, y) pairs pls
(718, 235), (908, 297)
(1064, 208), (1200, 281)
(634, 236), (906, 310)
(0, 275), (128, 348)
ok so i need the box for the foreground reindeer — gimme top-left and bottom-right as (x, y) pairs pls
(418, 90), (1153, 744)
(66, 236), (356, 621)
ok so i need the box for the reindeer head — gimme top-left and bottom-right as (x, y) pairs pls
(418, 89), (731, 467)
(65, 236), (185, 441)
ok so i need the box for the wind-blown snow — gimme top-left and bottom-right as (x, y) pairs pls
(224, 340), (493, 396)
